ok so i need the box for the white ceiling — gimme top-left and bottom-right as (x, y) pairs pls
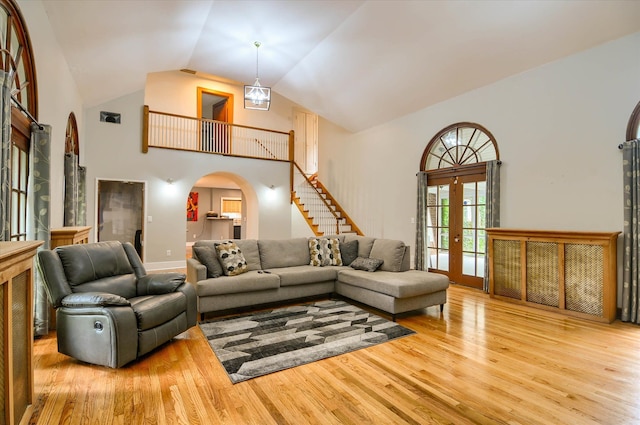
(41, 0), (640, 133)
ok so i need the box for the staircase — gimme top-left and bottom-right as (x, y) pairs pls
(292, 164), (363, 237)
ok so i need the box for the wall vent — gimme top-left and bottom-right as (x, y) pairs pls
(100, 111), (121, 124)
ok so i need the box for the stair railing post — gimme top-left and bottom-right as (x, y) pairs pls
(289, 130), (295, 203)
(142, 105), (149, 153)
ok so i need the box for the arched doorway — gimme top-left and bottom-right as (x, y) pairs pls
(186, 172), (261, 256)
(420, 123), (500, 289)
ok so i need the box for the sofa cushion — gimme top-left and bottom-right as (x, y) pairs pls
(369, 239), (406, 272)
(259, 238), (310, 269)
(337, 269), (449, 299)
(343, 235), (376, 258)
(350, 256), (384, 272)
(71, 274), (137, 300)
(339, 239), (359, 266)
(129, 292), (186, 331)
(196, 271), (280, 296)
(192, 246), (224, 278)
(309, 237), (342, 266)
(234, 240), (262, 271)
(195, 240), (262, 270)
(57, 241), (134, 286)
(267, 265), (340, 287)
(215, 241), (248, 276)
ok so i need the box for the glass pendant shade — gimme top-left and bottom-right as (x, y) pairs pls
(244, 41), (271, 111)
(244, 78), (271, 110)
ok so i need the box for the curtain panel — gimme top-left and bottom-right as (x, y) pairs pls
(415, 171), (429, 271)
(27, 123), (52, 335)
(64, 152), (79, 226)
(622, 139), (640, 324)
(484, 160), (501, 292)
(0, 70), (11, 240)
(78, 165), (87, 226)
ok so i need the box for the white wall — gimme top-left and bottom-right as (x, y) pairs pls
(319, 32), (640, 248)
(84, 90), (294, 268)
(145, 71), (297, 132)
(18, 0), (84, 229)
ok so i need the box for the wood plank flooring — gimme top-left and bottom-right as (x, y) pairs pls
(29, 285), (640, 424)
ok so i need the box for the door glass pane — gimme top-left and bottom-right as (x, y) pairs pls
(462, 180), (487, 278)
(437, 249), (449, 272)
(12, 145), (19, 189)
(20, 150), (27, 189)
(427, 183), (450, 272)
(463, 252), (476, 276)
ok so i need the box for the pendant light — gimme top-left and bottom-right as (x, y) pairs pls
(244, 41), (271, 111)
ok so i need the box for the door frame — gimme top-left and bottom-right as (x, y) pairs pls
(427, 163), (486, 289)
(95, 178), (147, 260)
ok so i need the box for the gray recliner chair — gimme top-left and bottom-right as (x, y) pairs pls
(37, 240), (197, 368)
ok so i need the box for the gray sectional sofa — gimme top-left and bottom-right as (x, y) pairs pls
(186, 235), (449, 321)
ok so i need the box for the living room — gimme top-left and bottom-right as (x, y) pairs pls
(4, 1), (640, 423)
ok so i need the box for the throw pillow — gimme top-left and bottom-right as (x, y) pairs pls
(339, 239), (359, 266)
(309, 237), (343, 266)
(193, 246), (224, 278)
(328, 237), (343, 266)
(349, 256), (384, 272)
(309, 238), (330, 266)
(215, 241), (248, 276)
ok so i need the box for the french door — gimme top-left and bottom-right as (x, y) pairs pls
(427, 165), (486, 289)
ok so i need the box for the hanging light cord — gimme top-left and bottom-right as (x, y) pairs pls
(254, 41), (261, 81)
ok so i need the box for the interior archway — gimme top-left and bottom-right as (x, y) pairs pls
(186, 172), (259, 252)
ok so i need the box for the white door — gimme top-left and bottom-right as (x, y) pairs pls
(294, 110), (318, 175)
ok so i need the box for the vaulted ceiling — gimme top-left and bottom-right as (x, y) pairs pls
(41, 0), (640, 133)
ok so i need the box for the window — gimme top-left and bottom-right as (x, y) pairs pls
(10, 142), (27, 240)
(221, 197), (242, 225)
(421, 123), (499, 289)
(421, 122), (498, 171)
(1, 0), (38, 241)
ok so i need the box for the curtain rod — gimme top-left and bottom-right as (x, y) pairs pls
(10, 94), (43, 129)
(620, 140), (640, 149)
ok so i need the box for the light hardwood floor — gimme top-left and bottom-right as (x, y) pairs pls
(29, 285), (640, 425)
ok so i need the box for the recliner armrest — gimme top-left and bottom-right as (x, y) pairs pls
(136, 272), (186, 296)
(61, 292), (130, 308)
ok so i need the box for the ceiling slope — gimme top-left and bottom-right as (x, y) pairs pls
(40, 0), (640, 133)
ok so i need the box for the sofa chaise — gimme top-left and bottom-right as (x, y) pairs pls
(187, 235), (449, 321)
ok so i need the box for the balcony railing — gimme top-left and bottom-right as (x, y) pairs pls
(142, 106), (293, 161)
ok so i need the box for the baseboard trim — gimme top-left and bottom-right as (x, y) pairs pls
(145, 260), (186, 271)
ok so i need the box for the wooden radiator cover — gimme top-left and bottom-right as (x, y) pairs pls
(487, 229), (620, 323)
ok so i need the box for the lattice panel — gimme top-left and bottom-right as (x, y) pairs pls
(492, 240), (521, 299)
(526, 242), (559, 307)
(0, 282), (4, 425)
(13, 271), (29, 424)
(565, 244), (604, 316)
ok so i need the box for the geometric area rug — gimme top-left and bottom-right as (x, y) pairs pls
(198, 299), (416, 384)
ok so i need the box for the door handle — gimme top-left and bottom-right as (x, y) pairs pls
(454, 235), (460, 243)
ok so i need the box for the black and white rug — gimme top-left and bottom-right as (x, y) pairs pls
(199, 299), (416, 384)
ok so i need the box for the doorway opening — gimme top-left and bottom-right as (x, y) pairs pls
(198, 87), (233, 153)
(96, 179), (145, 259)
(420, 123), (499, 290)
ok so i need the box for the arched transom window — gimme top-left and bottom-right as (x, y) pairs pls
(627, 101), (640, 141)
(421, 122), (499, 171)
